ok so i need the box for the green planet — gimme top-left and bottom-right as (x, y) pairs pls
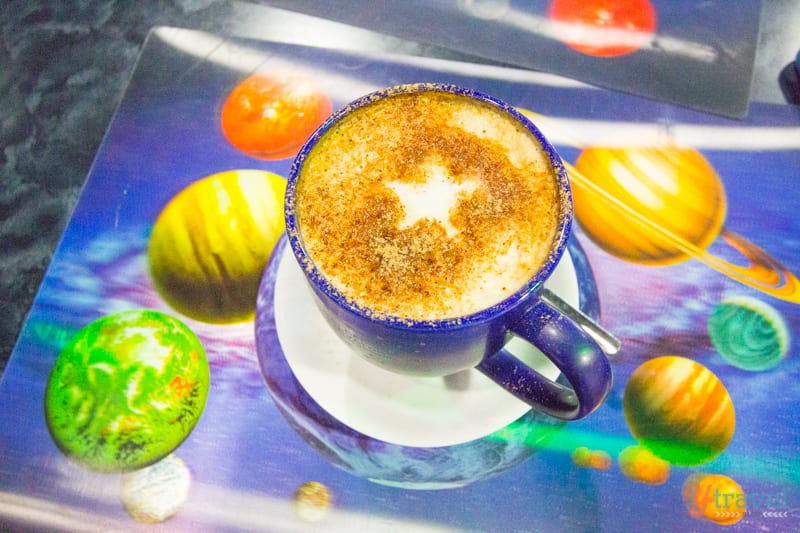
(708, 296), (790, 371)
(45, 310), (209, 473)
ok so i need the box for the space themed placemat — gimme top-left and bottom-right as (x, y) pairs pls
(266, 0), (763, 118)
(1, 26), (799, 531)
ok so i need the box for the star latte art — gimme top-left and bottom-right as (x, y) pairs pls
(385, 159), (479, 239)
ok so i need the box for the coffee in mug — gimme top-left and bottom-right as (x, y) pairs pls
(293, 89), (559, 321)
(284, 83), (613, 421)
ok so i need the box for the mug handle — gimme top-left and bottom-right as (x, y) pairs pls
(476, 299), (613, 420)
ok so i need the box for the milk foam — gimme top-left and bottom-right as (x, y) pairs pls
(295, 90), (559, 320)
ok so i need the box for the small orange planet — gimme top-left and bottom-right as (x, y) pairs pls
(549, 0), (657, 57)
(617, 445), (670, 485)
(572, 446), (612, 470)
(149, 170), (287, 323)
(221, 70), (332, 160)
(292, 481), (331, 523)
(568, 145), (800, 303)
(623, 356), (735, 466)
(682, 473), (746, 525)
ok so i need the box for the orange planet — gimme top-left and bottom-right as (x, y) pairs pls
(572, 446), (612, 470)
(568, 146), (800, 304)
(548, 0), (657, 57)
(221, 70), (332, 160)
(574, 146), (726, 265)
(514, 109), (800, 304)
(623, 356), (735, 466)
(617, 445), (669, 485)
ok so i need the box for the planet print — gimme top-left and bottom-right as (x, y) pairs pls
(567, 145), (800, 304)
(623, 356), (735, 466)
(571, 446), (611, 470)
(512, 110), (800, 304)
(148, 169), (287, 323)
(45, 310), (209, 473)
(221, 70), (332, 160)
(548, 0), (657, 58)
(573, 146), (726, 266)
(119, 454), (191, 524)
(292, 481), (332, 523)
(617, 445), (669, 485)
(708, 296), (790, 371)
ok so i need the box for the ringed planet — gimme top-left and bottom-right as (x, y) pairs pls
(516, 108), (800, 304)
(569, 146), (800, 303)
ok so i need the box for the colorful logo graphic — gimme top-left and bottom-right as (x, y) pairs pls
(683, 473), (747, 525)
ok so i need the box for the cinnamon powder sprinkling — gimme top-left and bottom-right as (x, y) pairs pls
(295, 91), (559, 320)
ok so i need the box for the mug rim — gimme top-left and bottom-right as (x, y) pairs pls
(285, 82), (573, 331)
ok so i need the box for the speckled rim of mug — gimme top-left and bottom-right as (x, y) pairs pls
(285, 83), (573, 331)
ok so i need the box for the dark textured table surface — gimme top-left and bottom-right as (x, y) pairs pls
(1, 0), (798, 376)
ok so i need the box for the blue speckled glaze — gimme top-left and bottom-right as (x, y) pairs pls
(283, 83), (611, 420)
(254, 235), (602, 489)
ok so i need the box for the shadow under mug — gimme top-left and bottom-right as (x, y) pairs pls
(284, 83), (613, 421)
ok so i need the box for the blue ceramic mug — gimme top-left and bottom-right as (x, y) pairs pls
(284, 83), (613, 421)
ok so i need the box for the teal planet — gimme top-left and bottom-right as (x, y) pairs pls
(45, 310), (210, 473)
(708, 296), (790, 371)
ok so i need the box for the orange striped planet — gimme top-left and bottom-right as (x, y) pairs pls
(573, 147), (726, 265)
(568, 146), (800, 303)
(149, 170), (287, 323)
(623, 356), (735, 466)
(514, 110), (800, 304)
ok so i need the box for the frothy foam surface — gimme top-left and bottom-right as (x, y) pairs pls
(295, 90), (559, 320)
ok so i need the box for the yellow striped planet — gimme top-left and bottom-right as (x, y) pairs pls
(293, 481), (331, 523)
(149, 169), (287, 323)
(623, 356), (735, 466)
